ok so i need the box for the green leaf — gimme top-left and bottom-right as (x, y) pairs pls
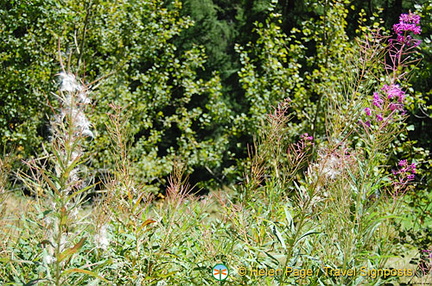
(40, 170), (60, 196)
(62, 268), (109, 282)
(271, 224), (286, 250)
(295, 230), (320, 246)
(66, 183), (97, 202)
(58, 237), (86, 262)
(284, 207), (295, 233)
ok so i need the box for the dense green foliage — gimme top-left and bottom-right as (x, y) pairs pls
(1, 0), (234, 190)
(1, 0), (431, 191)
(1, 0), (432, 285)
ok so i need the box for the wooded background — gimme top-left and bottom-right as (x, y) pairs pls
(1, 0), (431, 192)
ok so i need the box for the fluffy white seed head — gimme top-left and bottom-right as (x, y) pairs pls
(94, 224), (110, 250)
(59, 72), (82, 93)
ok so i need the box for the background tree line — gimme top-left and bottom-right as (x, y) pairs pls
(1, 0), (431, 193)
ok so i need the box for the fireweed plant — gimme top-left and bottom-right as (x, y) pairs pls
(12, 69), (109, 285)
(1, 12), (428, 286)
(360, 13), (420, 204)
(314, 13), (422, 284)
(228, 12), (424, 285)
(314, 13), (422, 283)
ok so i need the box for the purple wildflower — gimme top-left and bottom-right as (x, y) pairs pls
(396, 35), (411, 44)
(393, 23), (422, 35)
(382, 84), (405, 102)
(388, 103), (403, 111)
(391, 160), (416, 195)
(364, 107), (372, 116)
(393, 12), (422, 35)
(372, 92), (384, 109)
(391, 12), (422, 46)
(393, 160), (416, 178)
(359, 120), (371, 128)
(400, 13), (421, 25)
(392, 35), (422, 46)
(300, 133), (314, 141)
(376, 114), (383, 121)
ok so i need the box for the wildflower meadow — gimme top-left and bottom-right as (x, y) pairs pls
(1, 1), (431, 285)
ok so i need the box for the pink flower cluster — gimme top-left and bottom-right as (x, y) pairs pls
(392, 12), (421, 45)
(390, 159), (416, 197)
(382, 84), (406, 102)
(392, 159), (416, 181)
(364, 84), (406, 124)
(300, 133), (314, 141)
(372, 92), (384, 109)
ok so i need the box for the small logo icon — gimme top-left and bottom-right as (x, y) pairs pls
(212, 264), (229, 281)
